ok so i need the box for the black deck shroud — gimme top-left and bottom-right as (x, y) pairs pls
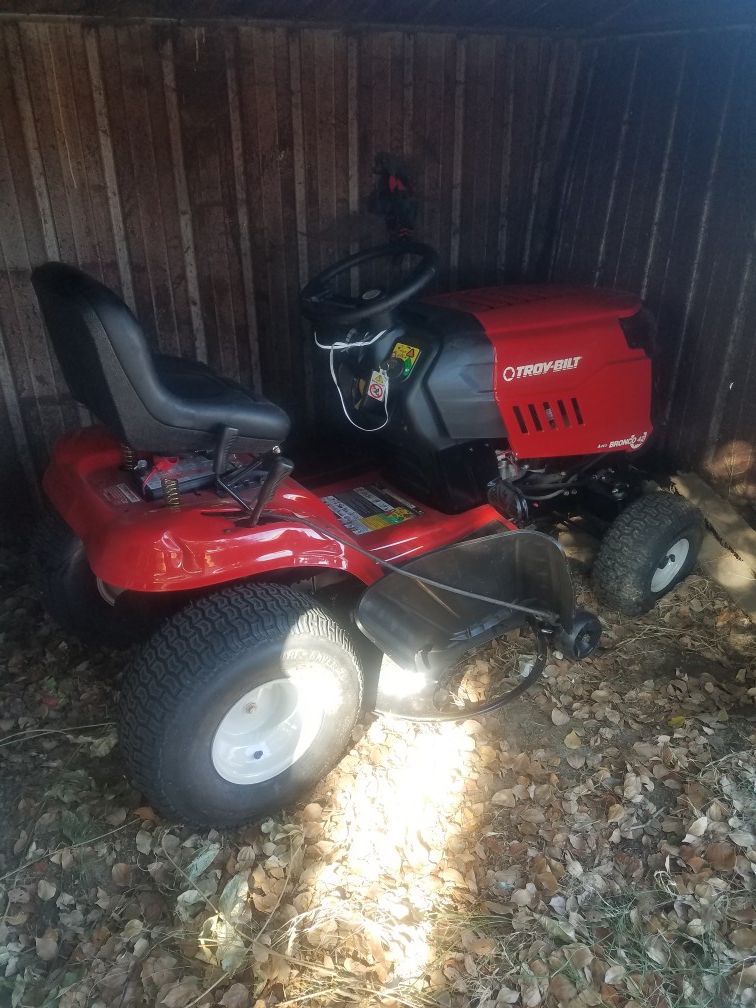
(357, 527), (574, 678)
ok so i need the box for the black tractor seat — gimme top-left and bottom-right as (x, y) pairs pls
(32, 262), (290, 455)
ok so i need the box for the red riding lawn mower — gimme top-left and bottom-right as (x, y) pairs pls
(30, 241), (702, 827)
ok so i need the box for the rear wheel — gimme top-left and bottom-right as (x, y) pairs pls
(118, 582), (363, 827)
(31, 511), (164, 648)
(592, 492), (703, 616)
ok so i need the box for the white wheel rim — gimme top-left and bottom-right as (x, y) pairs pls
(650, 537), (689, 593)
(211, 674), (325, 785)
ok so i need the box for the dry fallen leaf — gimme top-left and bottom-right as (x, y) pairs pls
(623, 772), (642, 801)
(142, 954), (178, 988)
(605, 964), (627, 984)
(91, 729), (118, 756)
(729, 829), (756, 847)
(491, 788), (516, 807)
(633, 741), (658, 758)
(441, 867), (466, 887)
(161, 979), (201, 1008)
(35, 933), (59, 962)
(730, 928), (756, 950)
(221, 984), (250, 1008)
(564, 731), (583, 750)
(705, 841), (736, 871)
(136, 829), (153, 855)
(511, 887), (535, 907)
(645, 936), (670, 966)
(549, 975), (577, 1002)
(105, 806), (128, 826)
(112, 862), (133, 886)
(520, 971), (543, 1007)
(37, 879), (56, 901)
(551, 708), (570, 726)
(569, 946), (593, 969)
(186, 842), (220, 882)
(685, 815), (708, 838)
(175, 889), (204, 922)
(122, 918), (143, 941)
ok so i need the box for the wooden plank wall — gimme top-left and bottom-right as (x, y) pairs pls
(549, 29), (756, 491)
(0, 19), (580, 524)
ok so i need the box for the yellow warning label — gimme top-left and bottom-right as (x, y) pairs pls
(391, 342), (421, 377)
(362, 507), (413, 530)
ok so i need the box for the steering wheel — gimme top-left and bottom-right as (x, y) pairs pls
(300, 241), (438, 325)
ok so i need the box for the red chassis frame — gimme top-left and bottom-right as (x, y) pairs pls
(44, 427), (512, 594)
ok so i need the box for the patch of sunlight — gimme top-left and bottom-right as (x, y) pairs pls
(285, 715), (476, 995)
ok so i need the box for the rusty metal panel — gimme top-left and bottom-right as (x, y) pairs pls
(0, 18), (582, 519)
(549, 31), (756, 485)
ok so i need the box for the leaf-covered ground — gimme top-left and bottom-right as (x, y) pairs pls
(0, 537), (754, 1008)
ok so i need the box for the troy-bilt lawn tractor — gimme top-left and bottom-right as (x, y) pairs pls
(30, 242), (702, 827)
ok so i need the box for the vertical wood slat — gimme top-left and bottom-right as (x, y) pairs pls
(2, 24), (75, 461)
(84, 27), (135, 308)
(161, 34), (208, 365)
(0, 17), (580, 526)
(5, 25), (60, 261)
(549, 30), (756, 477)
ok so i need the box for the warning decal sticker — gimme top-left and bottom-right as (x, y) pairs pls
(321, 485), (422, 536)
(367, 370), (387, 402)
(391, 342), (421, 377)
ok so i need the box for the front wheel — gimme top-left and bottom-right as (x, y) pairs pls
(592, 492), (703, 616)
(118, 582), (363, 827)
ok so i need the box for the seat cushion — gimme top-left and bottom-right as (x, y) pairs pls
(31, 262), (291, 455)
(153, 355), (290, 445)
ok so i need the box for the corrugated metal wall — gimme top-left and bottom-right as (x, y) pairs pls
(0, 18), (580, 521)
(549, 29), (756, 484)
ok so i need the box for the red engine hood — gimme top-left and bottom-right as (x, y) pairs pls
(424, 283), (652, 461)
(425, 285), (641, 333)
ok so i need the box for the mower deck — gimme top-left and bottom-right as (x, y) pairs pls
(43, 427), (511, 593)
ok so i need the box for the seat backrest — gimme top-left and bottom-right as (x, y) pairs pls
(31, 262), (161, 443)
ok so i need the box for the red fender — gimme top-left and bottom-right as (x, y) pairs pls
(42, 428), (509, 593)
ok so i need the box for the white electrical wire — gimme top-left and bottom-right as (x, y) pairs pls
(314, 327), (391, 432)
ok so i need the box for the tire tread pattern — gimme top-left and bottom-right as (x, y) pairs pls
(592, 492), (703, 616)
(118, 582), (362, 827)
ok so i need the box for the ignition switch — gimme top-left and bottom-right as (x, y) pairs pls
(383, 356), (405, 380)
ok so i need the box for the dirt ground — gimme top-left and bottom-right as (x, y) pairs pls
(0, 536), (754, 1008)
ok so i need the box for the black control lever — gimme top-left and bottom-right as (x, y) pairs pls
(213, 425), (258, 517)
(242, 452), (295, 527)
(213, 425), (238, 478)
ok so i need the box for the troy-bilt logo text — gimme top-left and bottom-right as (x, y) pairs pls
(502, 356), (582, 382)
